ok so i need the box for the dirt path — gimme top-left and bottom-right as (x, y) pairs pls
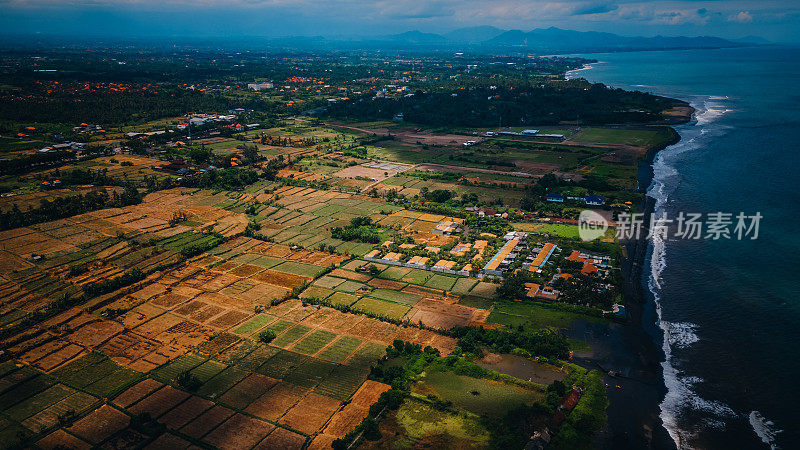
(492, 137), (644, 152)
(414, 163), (534, 178)
(323, 123), (482, 146)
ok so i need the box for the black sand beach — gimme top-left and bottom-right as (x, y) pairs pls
(566, 126), (685, 450)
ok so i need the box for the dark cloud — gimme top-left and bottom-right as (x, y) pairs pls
(572, 3), (619, 16)
(0, 0), (797, 42)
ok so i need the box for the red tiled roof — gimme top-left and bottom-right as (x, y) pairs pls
(581, 262), (599, 275)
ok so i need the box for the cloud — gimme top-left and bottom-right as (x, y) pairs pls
(731, 10), (753, 23)
(571, 2), (618, 16)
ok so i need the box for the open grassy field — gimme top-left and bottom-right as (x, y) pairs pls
(570, 126), (673, 147)
(413, 370), (543, 418)
(488, 301), (606, 330)
(360, 398), (491, 449)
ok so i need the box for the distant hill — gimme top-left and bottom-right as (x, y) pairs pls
(376, 30), (448, 44)
(485, 27), (739, 51)
(731, 35), (771, 44)
(267, 26), (747, 53)
(444, 26), (505, 43)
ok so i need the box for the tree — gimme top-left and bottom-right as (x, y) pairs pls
(258, 330), (276, 343)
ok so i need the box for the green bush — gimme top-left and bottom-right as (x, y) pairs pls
(258, 330), (276, 343)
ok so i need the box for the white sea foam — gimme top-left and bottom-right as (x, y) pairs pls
(648, 95), (742, 449)
(749, 411), (782, 450)
(666, 322), (699, 349)
(577, 62), (779, 449)
(565, 62), (602, 80)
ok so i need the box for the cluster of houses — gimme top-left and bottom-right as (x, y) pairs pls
(175, 114), (238, 130)
(38, 142), (86, 153)
(247, 82), (274, 91)
(566, 250), (611, 277)
(152, 159), (217, 175)
(364, 237), (492, 277)
(125, 130), (171, 139)
(464, 206), (509, 218)
(546, 192), (605, 206)
(431, 220), (461, 235)
(72, 123), (104, 133)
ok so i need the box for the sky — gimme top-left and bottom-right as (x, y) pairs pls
(1, 0), (798, 42)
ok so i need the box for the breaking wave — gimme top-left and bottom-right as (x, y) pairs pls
(749, 411), (782, 450)
(647, 95), (747, 448)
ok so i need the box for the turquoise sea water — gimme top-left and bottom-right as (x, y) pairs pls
(568, 46), (800, 449)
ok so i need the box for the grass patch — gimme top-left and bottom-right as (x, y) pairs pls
(271, 324), (312, 347)
(271, 261), (324, 278)
(423, 274), (458, 291)
(488, 301), (605, 330)
(317, 336), (362, 362)
(291, 330), (338, 355)
(369, 288), (420, 306)
(353, 297), (411, 320)
(413, 370), (542, 418)
(232, 314), (274, 335)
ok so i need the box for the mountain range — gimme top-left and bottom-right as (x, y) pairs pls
(306, 26), (763, 53)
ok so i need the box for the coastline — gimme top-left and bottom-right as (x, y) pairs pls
(567, 114), (688, 449)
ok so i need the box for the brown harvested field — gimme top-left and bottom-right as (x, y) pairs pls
(228, 264), (264, 277)
(65, 320), (125, 348)
(329, 268), (370, 282)
(212, 261), (240, 272)
(188, 304), (226, 322)
(219, 373), (279, 410)
(156, 320), (215, 349)
(113, 379), (164, 408)
(279, 392), (341, 434)
(36, 429), (92, 450)
(32, 344), (86, 372)
(251, 269), (309, 288)
(237, 283), (290, 303)
(118, 304), (167, 329)
(332, 165), (392, 180)
(244, 382), (307, 421)
(367, 278), (407, 290)
(98, 331), (160, 367)
(191, 292), (248, 310)
(203, 273), (239, 291)
(403, 297), (490, 330)
(158, 395), (215, 429)
(150, 292), (191, 309)
(132, 313), (183, 339)
(255, 427), (307, 449)
(143, 433), (194, 449)
(406, 308), (469, 329)
(128, 385), (191, 417)
(326, 123), (478, 146)
(180, 405), (235, 440)
(68, 404), (130, 444)
(202, 413), (275, 450)
(317, 380), (391, 438)
(18, 339), (70, 364)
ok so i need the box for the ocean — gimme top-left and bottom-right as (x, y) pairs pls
(567, 46), (800, 449)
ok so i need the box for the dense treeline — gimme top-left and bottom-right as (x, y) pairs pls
(0, 150), (76, 175)
(0, 186), (142, 230)
(325, 79), (672, 127)
(330, 216), (381, 243)
(450, 326), (570, 360)
(0, 86), (280, 125)
(549, 370), (609, 449)
(83, 268), (145, 297)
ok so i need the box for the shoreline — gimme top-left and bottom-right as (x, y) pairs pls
(567, 114), (688, 449)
